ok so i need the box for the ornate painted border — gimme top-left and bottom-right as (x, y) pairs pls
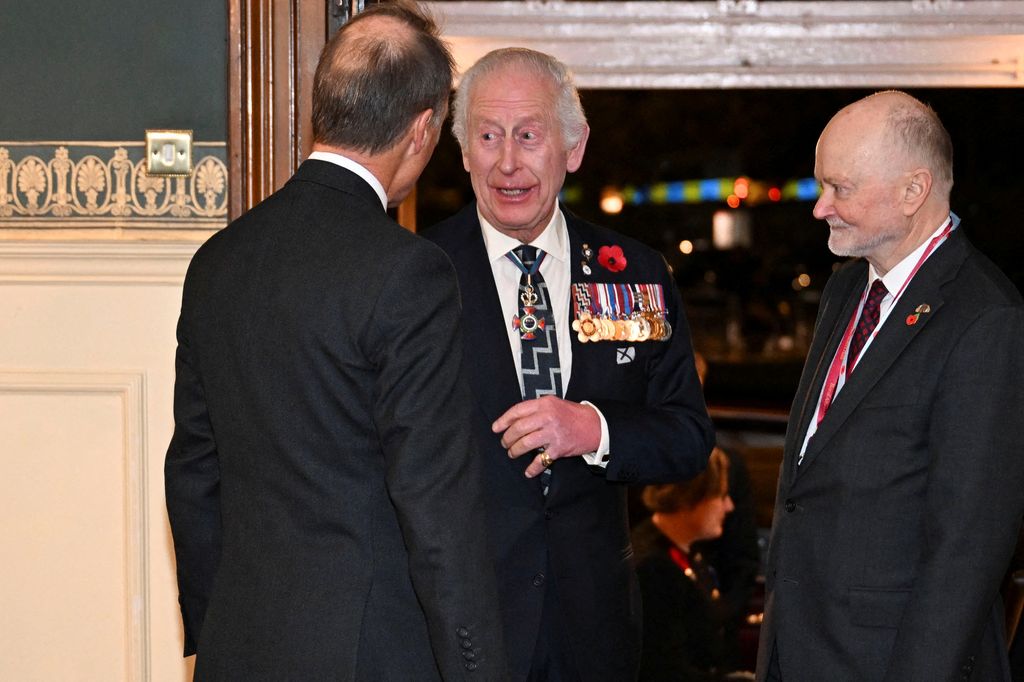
(0, 142), (228, 230)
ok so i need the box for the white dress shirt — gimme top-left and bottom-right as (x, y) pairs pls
(479, 205), (611, 465)
(799, 214), (956, 459)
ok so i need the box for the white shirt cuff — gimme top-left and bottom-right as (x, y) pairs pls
(579, 400), (610, 468)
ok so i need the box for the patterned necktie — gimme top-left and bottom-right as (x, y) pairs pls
(507, 245), (562, 494)
(847, 279), (888, 373)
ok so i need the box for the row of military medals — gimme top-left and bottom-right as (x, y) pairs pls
(571, 282), (672, 343)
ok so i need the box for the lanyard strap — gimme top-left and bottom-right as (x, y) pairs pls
(815, 219), (953, 426)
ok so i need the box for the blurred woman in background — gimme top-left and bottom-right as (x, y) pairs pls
(633, 448), (754, 681)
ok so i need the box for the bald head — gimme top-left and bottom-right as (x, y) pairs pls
(813, 91), (954, 274)
(311, 1), (454, 154)
(822, 91), (953, 198)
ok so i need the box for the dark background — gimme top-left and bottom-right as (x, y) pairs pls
(419, 87), (1024, 410)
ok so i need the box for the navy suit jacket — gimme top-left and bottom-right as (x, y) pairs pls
(424, 204), (714, 681)
(165, 161), (507, 681)
(757, 226), (1024, 681)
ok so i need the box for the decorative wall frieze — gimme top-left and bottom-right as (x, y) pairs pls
(0, 142), (228, 230)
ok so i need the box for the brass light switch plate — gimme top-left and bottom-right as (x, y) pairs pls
(145, 129), (193, 176)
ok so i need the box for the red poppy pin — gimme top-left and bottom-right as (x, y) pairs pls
(597, 245), (627, 273)
(906, 303), (931, 326)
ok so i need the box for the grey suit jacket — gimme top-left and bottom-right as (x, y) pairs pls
(757, 226), (1024, 682)
(165, 161), (507, 681)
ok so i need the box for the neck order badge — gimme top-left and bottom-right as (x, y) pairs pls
(507, 245), (561, 494)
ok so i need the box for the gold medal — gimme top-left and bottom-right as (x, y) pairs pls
(635, 316), (651, 342)
(648, 314), (664, 341)
(626, 317), (641, 342)
(573, 314), (600, 343)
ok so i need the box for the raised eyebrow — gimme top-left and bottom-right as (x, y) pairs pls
(514, 118), (547, 132)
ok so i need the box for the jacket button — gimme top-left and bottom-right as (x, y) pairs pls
(465, 661), (478, 671)
(461, 638), (473, 649)
(456, 627), (469, 637)
(533, 572), (546, 587)
(462, 650), (476, 660)
(784, 499), (797, 513)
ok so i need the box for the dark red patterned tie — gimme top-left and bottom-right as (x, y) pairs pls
(847, 279), (888, 373)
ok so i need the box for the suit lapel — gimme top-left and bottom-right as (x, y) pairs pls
(563, 216), (589, 400)
(782, 266), (864, 482)
(796, 231), (967, 475)
(445, 210), (524, 425)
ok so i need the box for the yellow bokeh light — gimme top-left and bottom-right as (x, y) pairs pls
(600, 193), (624, 215)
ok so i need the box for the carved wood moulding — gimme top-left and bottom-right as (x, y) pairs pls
(428, 1), (1024, 88)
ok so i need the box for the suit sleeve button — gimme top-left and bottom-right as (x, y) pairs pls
(461, 639), (473, 649)
(457, 627), (469, 637)
(784, 499), (797, 513)
(532, 572), (546, 587)
(465, 662), (478, 671)
(463, 650), (476, 660)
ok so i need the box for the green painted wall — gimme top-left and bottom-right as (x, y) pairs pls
(0, 0), (226, 141)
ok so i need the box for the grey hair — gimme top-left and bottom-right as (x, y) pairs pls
(873, 91), (954, 196)
(451, 48), (587, 152)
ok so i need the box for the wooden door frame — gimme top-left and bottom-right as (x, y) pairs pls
(227, 0), (325, 220)
(226, 0), (421, 229)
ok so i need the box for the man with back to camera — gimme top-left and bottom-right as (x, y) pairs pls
(164, 3), (507, 679)
(423, 48), (715, 681)
(758, 90), (1024, 681)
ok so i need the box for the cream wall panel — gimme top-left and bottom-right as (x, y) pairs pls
(0, 242), (197, 681)
(0, 376), (141, 680)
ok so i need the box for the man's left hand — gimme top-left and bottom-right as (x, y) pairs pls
(492, 396), (601, 478)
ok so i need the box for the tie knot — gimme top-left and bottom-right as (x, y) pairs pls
(515, 244), (540, 268)
(866, 279), (888, 307)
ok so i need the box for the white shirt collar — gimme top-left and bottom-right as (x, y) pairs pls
(307, 151), (388, 211)
(478, 205), (569, 265)
(869, 214), (954, 293)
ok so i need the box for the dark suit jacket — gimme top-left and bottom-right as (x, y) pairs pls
(757, 227), (1024, 682)
(165, 160), (506, 681)
(424, 204), (715, 681)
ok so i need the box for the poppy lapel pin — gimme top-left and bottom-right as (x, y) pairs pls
(906, 303), (931, 326)
(597, 244), (627, 273)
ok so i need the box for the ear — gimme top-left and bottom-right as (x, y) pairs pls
(565, 123), (590, 174)
(901, 167), (932, 216)
(407, 108), (436, 157)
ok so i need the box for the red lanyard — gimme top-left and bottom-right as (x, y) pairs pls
(815, 220), (953, 426)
